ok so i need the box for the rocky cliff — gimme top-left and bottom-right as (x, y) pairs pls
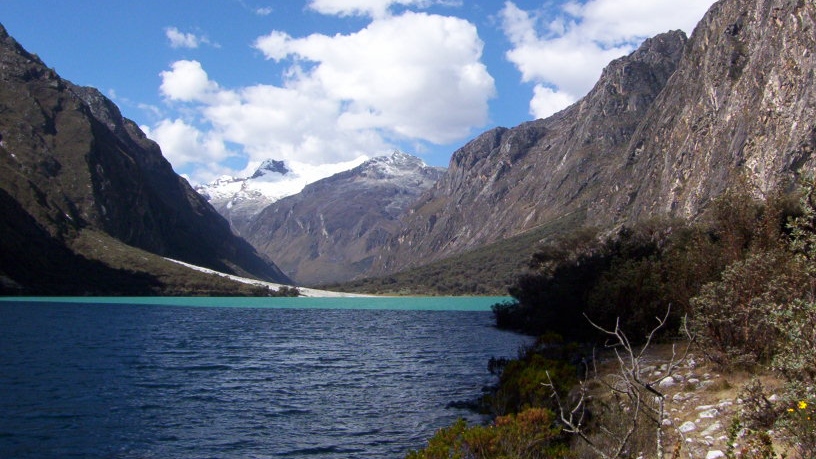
(372, 0), (815, 275)
(605, 0), (816, 221)
(372, 30), (688, 273)
(0, 24), (290, 293)
(244, 151), (444, 285)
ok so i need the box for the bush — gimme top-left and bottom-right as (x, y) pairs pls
(485, 353), (578, 417)
(688, 182), (808, 368)
(690, 249), (806, 367)
(405, 408), (570, 459)
(500, 218), (726, 343)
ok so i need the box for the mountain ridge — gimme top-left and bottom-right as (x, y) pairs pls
(243, 151), (445, 285)
(363, 0), (815, 278)
(368, 30), (689, 275)
(0, 23), (291, 293)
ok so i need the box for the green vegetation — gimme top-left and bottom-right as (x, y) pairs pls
(0, 223), (299, 296)
(325, 211), (585, 296)
(406, 409), (571, 459)
(412, 178), (816, 458)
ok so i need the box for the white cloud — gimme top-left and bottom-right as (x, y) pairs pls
(165, 27), (219, 49)
(253, 31), (291, 61)
(159, 60), (221, 103)
(165, 27), (200, 48)
(255, 11), (494, 143)
(501, 0), (716, 119)
(530, 84), (576, 119)
(149, 11), (494, 184)
(308, 0), (432, 18)
(143, 119), (231, 169)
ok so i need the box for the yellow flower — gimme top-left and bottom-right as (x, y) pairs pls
(788, 408), (796, 412)
(799, 401), (809, 410)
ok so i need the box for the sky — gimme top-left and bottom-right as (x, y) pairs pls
(1, 0), (716, 185)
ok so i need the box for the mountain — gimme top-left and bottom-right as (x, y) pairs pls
(605, 0), (816, 221)
(370, 30), (687, 274)
(369, 0), (815, 277)
(242, 151), (445, 285)
(194, 159), (293, 237)
(0, 23), (291, 294)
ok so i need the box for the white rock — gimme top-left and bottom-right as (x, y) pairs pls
(698, 408), (719, 419)
(696, 404), (716, 411)
(679, 421), (697, 433)
(662, 418), (673, 427)
(701, 421), (723, 436)
(706, 451), (725, 459)
(717, 400), (733, 409)
(659, 377), (676, 388)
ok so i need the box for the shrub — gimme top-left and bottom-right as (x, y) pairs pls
(690, 249), (806, 367)
(485, 353), (578, 417)
(776, 397), (816, 458)
(405, 408), (569, 459)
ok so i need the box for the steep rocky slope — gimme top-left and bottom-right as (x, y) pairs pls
(606, 0), (816, 221)
(372, 0), (815, 276)
(0, 24), (290, 293)
(244, 152), (444, 285)
(372, 30), (688, 273)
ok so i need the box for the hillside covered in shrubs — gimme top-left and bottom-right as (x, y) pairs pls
(407, 178), (816, 458)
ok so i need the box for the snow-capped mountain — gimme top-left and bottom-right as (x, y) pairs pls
(194, 157), (366, 235)
(241, 151), (446, 285)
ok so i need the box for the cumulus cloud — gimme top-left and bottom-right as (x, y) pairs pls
(255, 11), (494, 143)
(159, 60), (222, 103)
(501, 0), (715, 119)
(143, 119), (230, 169)
(152, 10), (494, 184)
(166, 27), (199, 48)
(530, 85), (576, 119)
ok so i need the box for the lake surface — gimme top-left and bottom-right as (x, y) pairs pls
(0, 297), (527, 458)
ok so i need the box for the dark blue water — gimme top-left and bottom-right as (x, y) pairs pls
(0, 300), (527, 458)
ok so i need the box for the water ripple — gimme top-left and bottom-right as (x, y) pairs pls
(0, 301), (528, 458)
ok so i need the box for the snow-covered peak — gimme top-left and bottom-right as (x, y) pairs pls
(250, 159), (289, 180)
(194, 156), (370, 210)
(355, 150), (439, 180)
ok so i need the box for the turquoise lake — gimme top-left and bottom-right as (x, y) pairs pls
(0, 295), (511, 310)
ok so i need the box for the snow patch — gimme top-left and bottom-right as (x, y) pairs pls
(163, 258), (373, 298)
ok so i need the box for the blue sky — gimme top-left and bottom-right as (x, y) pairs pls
(1, 0), (714, 184)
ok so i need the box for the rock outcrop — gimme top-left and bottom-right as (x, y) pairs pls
(606, 0), (816, 221)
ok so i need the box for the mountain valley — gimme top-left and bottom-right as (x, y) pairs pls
(1, 0), (814, 295)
